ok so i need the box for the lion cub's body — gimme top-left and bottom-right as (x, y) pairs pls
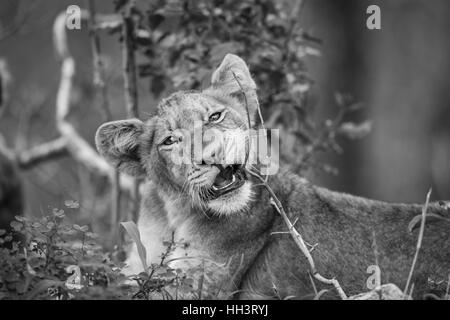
(133, 167), (450, 299)
(96, 54), (450, 299)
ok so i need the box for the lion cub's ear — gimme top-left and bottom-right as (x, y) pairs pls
(211, 54), (256, 93)
(95, 119), (146, 176)
(210, 54), (259, 126)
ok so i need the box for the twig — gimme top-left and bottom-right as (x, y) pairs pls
(0, 10), (133, 190)
(248, 169), (347, 299)
(270, 231), (290, 235)
(121, 3), (139, 119)
(231, 71), (251, 167)
(403, 189), (432, 298)
(121, 1), (140, 222)
(111, 168), (121, 242)
(15, 138), (68, 169)
(232, 72), (347, 299)
(308, 271), (318, 296)
(0, 130), (69, 170)
(86, 0), (113, 121)
(87, 0), (121, 240)
(231, 70), (269, 182)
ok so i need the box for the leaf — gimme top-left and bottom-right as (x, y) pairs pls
(95, 13), (122, 30)
(52, 208), (65, 218)
(154, 267), (168, 275)
(85, 232), (99, 239)
(338, 121), (372, 140)
(120, 221), (148, 273)
(26, 262), (37, 276)
(159, 271), (177, 279)
(15, 215), (27, 222)
(64, 200), (79, 209)
(73, 224), (89, 232)
(11, 220), (23, 233)
(46, 221), (55, 229)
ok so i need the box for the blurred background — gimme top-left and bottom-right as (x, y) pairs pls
(0, 0), (449, 236)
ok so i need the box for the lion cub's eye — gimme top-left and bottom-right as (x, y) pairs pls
(162, 136), (177, 146)
(209, 112), (223, 123)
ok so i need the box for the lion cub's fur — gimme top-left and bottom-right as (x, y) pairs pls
(96, 54), (450, 299)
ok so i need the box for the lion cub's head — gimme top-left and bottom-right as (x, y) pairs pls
(95, 54), (261, 216)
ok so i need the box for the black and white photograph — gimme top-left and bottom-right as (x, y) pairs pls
(0, 0), (450, 307)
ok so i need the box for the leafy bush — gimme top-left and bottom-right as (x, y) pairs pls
(0, 205), (215, 300)
(0, 204), (131, 300)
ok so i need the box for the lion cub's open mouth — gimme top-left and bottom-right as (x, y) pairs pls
(211, 164), (246, 198)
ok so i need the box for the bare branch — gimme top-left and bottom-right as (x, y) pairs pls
(87, 0), (122, 238)
(121, 1), (140, 222)
(52, 11), (134, 194)
(0, 132), (68, 170)
(231, 71), (251, 167)
(232, 72), (347, 299)
(15, 137), (68, 169)
(0, 135), (15, 162)
(121, 4), (139, 119)
(87, 0), (113, 121)
(0, 9), (133, 195)
(248, 169), (347, 299)
(404, 189), (432, 298)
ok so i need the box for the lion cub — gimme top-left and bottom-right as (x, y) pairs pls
(96, 54), (450, 299)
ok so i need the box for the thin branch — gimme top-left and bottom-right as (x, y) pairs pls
(87, 0), (113, 121)
(308, 271), (318, 296)
(111, 168), (121, 242)
(248, 169), (347, 299)
(404, 189), (432, 298)
(121, 1), (140, 222)
(270, 231), (290, 235)
(231, 71), (270, 181)
(0, 9), (132, 192)
(0, 132), (68, 170)
(87, 0), (121, 240)
(231, 71), (252, 168)
(121, 5), (139, 119)
(15, 137), (68, 169)
(232, 72), (347, 299)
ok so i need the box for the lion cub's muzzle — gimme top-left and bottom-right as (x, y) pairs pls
(210, 164), (247, 198)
